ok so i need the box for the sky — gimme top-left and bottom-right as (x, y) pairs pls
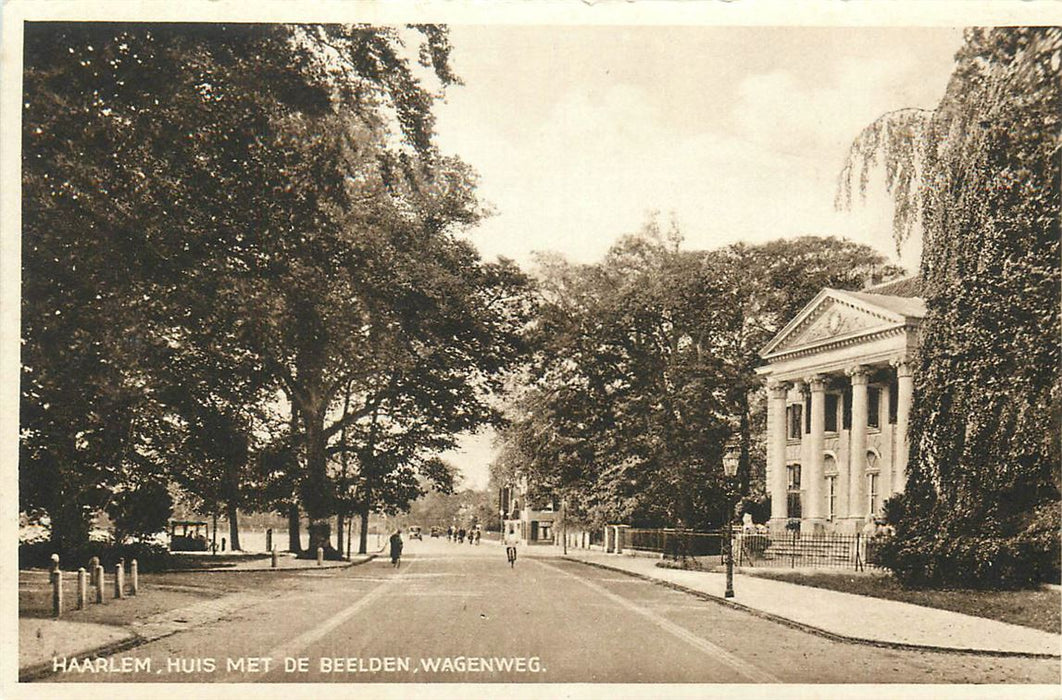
(428, 25), (965, 491)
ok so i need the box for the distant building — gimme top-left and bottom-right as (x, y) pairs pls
(499, 479), (556, 545)
(755, 277), (923, 534)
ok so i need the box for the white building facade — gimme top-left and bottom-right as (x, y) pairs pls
(499, 479), (556, 545)
(756, 280), (924, 535)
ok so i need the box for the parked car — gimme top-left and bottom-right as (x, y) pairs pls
(408, 525), (423, 540)
(430, 526), (441, 538)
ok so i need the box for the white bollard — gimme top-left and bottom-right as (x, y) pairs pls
(77, 567), (87, 610)
(130, 559), (138, 596)
(95, 565), (105, 604)
(316, 547), (324, 566)
(271, 547), (278, 568)
(88, 556), (100, 586)
(50, 554), (62, 618)
(114, 562), (124, 599)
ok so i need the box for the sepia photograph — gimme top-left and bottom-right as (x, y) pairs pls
(2, 1), (1060, 698)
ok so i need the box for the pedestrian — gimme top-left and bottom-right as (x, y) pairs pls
(389, 529), (404, 568)
(458, 528), (466, 544)
(447, 526), (454, 541)
(474, 528), (481, 545)
(504, 528), (519, 568)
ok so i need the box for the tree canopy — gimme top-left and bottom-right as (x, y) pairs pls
(494, 218), (903, 530)
(21, 23), (532, 553)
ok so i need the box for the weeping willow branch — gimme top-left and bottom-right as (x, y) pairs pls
(835, 108), (933, 255)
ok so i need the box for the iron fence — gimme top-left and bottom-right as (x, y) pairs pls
(626, 528), (724, 561)
(623, 527), (891, 571)
(745, 531), (891, 571)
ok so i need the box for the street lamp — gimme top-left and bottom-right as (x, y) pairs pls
(721, 442), (741, 599)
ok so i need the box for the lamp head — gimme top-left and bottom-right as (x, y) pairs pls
(722, 440), (741, 477)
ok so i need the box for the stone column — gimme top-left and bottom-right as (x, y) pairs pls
(792, 380), (806, 527)
(893, 359), (914, 495)
(804, 375), (827, 532)
(767, 381), (789, 528)
(882, 381), (895, 510)
(846, 365), (869, 528)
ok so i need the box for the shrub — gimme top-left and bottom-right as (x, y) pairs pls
(877, 501), (1061, 590)
(19, 539), (175, 572)
(105, 481), (173, 544)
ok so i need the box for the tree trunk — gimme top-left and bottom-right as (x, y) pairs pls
(300, 404), (335, 555)
(358, 505), (370, 555)
(227, 501), (241, 551)
(336, 512), (345, 557)
(287, 502), (301, 553)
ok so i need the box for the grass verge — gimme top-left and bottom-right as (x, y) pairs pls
(745, 570), (1061, 634)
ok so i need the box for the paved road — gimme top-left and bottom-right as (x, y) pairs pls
(48, 538), (1059, 684)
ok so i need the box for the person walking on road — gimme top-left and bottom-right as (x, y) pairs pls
(389, 529), (404, 568)
(504, 529), (519, 568)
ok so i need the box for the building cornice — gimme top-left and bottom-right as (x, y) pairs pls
(758, 324), (919, 368)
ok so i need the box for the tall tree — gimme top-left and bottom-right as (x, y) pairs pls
(20, 23), (501, 551)
(500, 218), (901, 531)
(841, 27), (1061, 588)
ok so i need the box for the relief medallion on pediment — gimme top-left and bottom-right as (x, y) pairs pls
(776, 300), (892, 353)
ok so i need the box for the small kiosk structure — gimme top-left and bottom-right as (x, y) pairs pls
(169, 520), (209, 551)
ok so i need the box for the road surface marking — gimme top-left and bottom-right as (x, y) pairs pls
(263, 559), (418, 663)
(534, 559), (780, 683)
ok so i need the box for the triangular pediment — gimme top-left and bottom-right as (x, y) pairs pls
(760, 289), (912, 359)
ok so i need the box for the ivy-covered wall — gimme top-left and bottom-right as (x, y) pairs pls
(883, 28), (1060, 588)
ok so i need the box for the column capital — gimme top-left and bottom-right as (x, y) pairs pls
(806, 374), (828, 392)
(846, 364), (870, 385)
(891, 358), (914, 378)
(766, 380), (789, 399)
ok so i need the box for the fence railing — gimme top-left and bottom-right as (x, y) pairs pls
(622, 528), (891, 571)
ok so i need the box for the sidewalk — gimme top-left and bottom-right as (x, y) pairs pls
(18, 551), (379, 680)
(560, 548), (1061, 658)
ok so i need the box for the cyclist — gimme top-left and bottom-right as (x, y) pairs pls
(389, 529), (404, 568)
(504, 528), (519, 568)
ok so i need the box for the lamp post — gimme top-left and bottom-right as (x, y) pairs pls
(722, 442), (741, 599)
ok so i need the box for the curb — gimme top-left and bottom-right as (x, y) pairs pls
(18, 553), (381, 682)
(564, 555), (1061, 660)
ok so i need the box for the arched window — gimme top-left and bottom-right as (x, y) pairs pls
(866, 450), (881, 515)
(824, 454), (838, 521)
(786, 464), (801, 518)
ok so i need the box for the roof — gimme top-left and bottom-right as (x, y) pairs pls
(862, 275), (922, 298)
(843, 291), (926, 318)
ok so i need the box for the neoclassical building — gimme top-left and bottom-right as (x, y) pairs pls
(756, 277), (924, 534)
